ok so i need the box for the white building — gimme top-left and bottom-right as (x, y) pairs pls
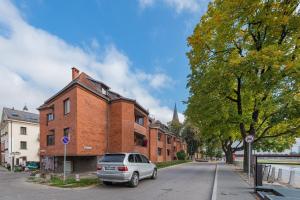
(0, 107), (39, 168)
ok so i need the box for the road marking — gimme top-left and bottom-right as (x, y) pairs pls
(211, 164), (218, 200)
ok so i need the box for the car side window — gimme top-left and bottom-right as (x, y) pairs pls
(128, 154), (134, 163)
(141, 155), (149, 163)
(134, 154), (143, 163)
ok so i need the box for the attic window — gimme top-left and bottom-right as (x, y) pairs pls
(101, 88), (107, 95)
(12, 113), (19, 117)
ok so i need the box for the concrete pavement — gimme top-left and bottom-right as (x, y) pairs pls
(217, 164), (256, 200)
(0, 162), (216, 200)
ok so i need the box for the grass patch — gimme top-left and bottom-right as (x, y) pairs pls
(50, 176), (100, 188)
(156, 160), (191, 169)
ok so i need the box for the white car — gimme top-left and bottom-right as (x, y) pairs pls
(97, 153), (157, 187)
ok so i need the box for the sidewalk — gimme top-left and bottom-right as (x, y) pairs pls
(217, 164), (256, 200)
(0, 165), (8, 172)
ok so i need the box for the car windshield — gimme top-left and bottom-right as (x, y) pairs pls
(101, 154), (125, 163)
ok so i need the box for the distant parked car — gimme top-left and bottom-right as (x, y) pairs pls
(26, 162), (39, 170)
(97, 153), (157, 187)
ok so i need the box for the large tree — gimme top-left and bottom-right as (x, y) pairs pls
(181, 122), (202, 158)
(186, 0), (300, 171)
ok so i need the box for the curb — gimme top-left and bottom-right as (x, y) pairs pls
(211, 164), (218, 200)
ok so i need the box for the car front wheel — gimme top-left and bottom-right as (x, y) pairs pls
(151, 168), (157, 179)
(129, 172), (139, 187)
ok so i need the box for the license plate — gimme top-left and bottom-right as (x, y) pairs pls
(105, 166), (115, 170)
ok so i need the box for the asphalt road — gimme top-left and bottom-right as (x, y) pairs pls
(0, 162), (215, 200)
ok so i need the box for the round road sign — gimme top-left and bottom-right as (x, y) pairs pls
(61, 136), (70, 145)
(245, 135), (254, 143)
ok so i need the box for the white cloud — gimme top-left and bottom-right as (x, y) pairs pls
(138, 0), (206, 13)
(137, 72), (173, 89)
(139, 0), (155, 9)
(0, 0), (183, 123)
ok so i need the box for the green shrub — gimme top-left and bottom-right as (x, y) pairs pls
(156, 160), (190, 169)
(176, 150), (186, 160)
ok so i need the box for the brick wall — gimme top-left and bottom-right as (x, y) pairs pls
(40, 86), (78, 156)
(76, 87), (108, 155)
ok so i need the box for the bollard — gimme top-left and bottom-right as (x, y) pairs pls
(255, 164), (263, 187)
(288, 170), (295, 186)
(75, 174), (80, 182)
(277, 168), (283, 182)
(268, 167), (275, 183)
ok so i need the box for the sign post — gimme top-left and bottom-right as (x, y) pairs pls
(245, 135), (254, 183)
(61, 136), (70, 183)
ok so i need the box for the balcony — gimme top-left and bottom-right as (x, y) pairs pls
(134, 122), (147, 135)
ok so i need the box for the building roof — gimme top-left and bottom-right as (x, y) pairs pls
(38, 70), (149, 115)
(2, 107), (39, 123)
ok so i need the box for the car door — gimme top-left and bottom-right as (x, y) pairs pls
(141, 155), (153, 177)
(134, 154), (147, 178)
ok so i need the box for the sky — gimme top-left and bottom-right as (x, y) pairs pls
(0, 0), (210, 123)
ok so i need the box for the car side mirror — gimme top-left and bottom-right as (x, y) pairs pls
(149, 160), (152, 163)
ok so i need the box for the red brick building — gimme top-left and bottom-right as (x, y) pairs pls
(39, 68), (186, 173)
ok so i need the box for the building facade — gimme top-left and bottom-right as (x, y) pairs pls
(0, 107), (40, 168)
(39, 67), (186, 173)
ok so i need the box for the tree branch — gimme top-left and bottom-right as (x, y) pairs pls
(226, 96), (238, 102)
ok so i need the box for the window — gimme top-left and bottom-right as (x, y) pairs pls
(20, 141), (27, 149)
(128, 154), (135, 163)
(167, 136), (171, 144)
(157, 132), (162, 141)
(134, 109), (145, 126)
(63, 128), (70, 138)
(158, 148), (162, 156)
(47, 113), (54, 121)
(135, 116), (144, 126)
(134, 132), (147, 147)
(101, 154), (125, 162)
(101, 88), (107, 95)
(134, 154), (143, 163)
(47, 131), (55, 146)
(20, 127), (26, 135)
(167, 149), (170, 156)
(141, 155), (149, 163)
(63, 98), (70, 115)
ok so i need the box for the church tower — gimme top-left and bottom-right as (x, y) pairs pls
(172, 103), (180, 123)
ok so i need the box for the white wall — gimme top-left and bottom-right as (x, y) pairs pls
(1, 120), (39, 166)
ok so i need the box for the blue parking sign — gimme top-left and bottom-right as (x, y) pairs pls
(61, 136), (70, 145)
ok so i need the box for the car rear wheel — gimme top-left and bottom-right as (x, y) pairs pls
(103, 181), (113, 186)
(129, 172), (139, 187)
(151, 168), (157, 179)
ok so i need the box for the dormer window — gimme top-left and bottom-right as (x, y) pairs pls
(101, 88), (107, 95)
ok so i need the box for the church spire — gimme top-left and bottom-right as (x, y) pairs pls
(172, 103), (180, 123)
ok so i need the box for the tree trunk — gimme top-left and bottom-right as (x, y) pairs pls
(225, 150), (234, 164)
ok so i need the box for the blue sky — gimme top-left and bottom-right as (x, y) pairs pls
(0, 0), (209, 123)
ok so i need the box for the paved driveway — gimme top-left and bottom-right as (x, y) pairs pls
(0, 162), (215, 200)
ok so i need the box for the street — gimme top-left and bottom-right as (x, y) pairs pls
(0, 162), (215, 200)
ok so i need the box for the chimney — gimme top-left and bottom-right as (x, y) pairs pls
(72, 67), (80, 80)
